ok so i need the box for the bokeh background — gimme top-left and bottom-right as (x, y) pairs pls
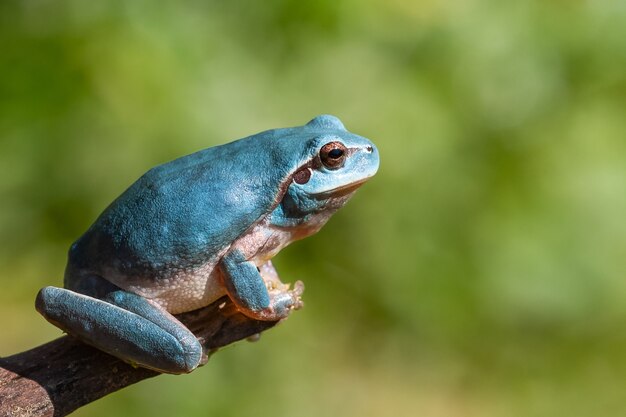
(1, 1), (625, 416)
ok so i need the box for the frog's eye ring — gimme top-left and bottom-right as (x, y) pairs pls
(320, 141), (347, 169)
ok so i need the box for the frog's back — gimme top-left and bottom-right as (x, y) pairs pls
(67, 127), (310, 285)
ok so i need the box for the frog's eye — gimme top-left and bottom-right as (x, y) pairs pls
(320, 141), (347, 169)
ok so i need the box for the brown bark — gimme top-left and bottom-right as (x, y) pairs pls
(0, 297), (278, 417)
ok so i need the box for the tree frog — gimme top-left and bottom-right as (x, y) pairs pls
(36, 115), (379, 374)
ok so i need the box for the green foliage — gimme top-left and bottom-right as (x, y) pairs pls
(1, 1), (625, 416)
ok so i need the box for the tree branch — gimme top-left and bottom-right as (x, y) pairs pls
(0, 297), (279, 417)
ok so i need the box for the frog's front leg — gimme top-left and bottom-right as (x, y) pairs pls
(35, 275), (203, 374)
(220, 250), (304, 321)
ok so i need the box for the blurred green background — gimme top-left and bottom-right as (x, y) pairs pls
(1, 1), (625, 416)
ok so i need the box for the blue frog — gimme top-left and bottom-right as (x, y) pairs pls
(36, 115), (379, 374)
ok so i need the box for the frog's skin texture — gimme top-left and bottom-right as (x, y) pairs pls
(36, 115), (379, 374)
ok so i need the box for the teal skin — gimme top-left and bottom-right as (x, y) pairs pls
(36, 115), (379, 374)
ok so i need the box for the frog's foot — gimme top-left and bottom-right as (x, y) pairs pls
(257, 278), (305, 321)
(220, 251), (304, 322)
(260, 260), (305, 309)
(36, 277), (203, 374)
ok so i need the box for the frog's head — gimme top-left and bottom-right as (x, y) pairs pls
(277, 115), (379, 224)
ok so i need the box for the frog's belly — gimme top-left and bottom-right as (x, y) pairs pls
(118, 219), (320, 314)
(123, 259), (228, 314)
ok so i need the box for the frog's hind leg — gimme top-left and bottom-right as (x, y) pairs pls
(35, 276), (202, 374)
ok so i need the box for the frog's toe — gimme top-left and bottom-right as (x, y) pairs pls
(292, 280), (305, 297)
(269, 284), (305, 317)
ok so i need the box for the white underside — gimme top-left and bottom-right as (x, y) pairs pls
(120, 216), (325, 314)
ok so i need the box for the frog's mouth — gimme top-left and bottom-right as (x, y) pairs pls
(316, 178), (369, 198)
